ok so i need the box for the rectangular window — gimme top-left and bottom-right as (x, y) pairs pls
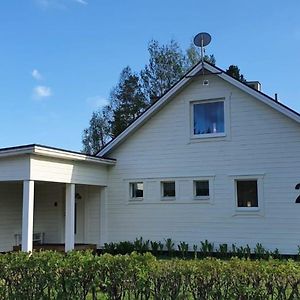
(236, 180), (258, 207)
(130, 182), (144, 199)
(193, 101), (224, 135)
(162, 181), (176, 198)
(194, 180), (209, 197)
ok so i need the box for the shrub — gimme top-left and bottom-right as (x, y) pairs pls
(0, 251), (300, 299)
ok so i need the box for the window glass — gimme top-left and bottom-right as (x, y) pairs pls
(162, 182), (176, 197)
(194, 101), (224, 135)
(236, 180), (258, 207)
(131, 182), (144, 198)
(195, 180), (209, 197)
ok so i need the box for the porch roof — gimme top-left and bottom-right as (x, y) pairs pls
(0, 144), (114, 185)
(0, 144), (116, 166)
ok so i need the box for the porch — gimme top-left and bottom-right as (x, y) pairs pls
(0, 144), (115, 252)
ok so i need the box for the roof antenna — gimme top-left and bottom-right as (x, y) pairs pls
(193, 32), (211, 75)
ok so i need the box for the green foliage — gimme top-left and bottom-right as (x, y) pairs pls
(103, 242), (117, 254)
(81, 107), (111, 154)
(218, 243), (228, 257)
(1, 251), (300, 300)
(140, 39), (186, 103)
(150, 241), (159, 255)
(165, 238), (175, 256)
(134, 237), (150, 254)
(185, 42), (216, 69)
(178, 241), (189, 259)
(115, 241), (135, 255)
(226, 64), (246, 82)
(200, 239), (214, 255)
(110, 66), (148, 137)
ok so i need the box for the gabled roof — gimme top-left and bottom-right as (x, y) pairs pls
(98, 61), (300, 157)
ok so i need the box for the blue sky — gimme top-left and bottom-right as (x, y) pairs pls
(1, 0), (300, 151)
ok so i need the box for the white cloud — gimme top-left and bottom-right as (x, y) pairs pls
(35, 0), (87, 9)
(33, 86), (52, 99)
(74, 0), (88, 4)
(86, 96), (108, 109)
(32, 69), (43, 81)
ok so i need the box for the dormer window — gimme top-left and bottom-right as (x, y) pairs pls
(192, 99), (225, 137)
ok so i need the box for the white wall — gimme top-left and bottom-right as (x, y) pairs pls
(105, 75), (300, 254)
(0, 182), (64, 252)
(0, 156), (30, 181)
(34, 182), (65, 244)
(30, 155), (108, 186)
(0, 182), (22, 252)
(83, 185), (102, 247)
(0, 181), (103, 252)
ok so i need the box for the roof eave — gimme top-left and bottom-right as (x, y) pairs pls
(0, 144), (116, 166)
(99, 61), (300, 157)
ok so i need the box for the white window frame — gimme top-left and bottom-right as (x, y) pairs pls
(193, 179), (211, 201)
(161, 181), (176, 200)
(129, 182), (144, 201)
(190, 97), (228, 139)
(231, 174), (265, 215)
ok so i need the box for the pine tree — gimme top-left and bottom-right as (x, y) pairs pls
(110, 66), (148, 137)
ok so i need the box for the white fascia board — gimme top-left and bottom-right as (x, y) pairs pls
(0, 145), (116, 165)
(33, 146), (116, 165)
(98, 64), (203, 156)
(204, 64), (300, 124)
(0, 147), (33, 158)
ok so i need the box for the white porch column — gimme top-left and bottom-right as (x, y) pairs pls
(65, 183), (75, 252)
(22, 180), (35, 252)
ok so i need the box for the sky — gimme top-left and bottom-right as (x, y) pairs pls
(1, 0), (300, 151)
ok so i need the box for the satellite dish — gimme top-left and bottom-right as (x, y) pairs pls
(193, 32), (211, 47)
(193, 32), (212, 76)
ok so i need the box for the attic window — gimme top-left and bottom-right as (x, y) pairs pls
(192, 100), (225, 137)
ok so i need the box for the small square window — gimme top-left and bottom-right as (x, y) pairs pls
(193, 101), (224, 135)
(236, 180), (258, 207)
(130, 182), (144, 199)
(162, 181), (176, 198)
(194, 180), (209, 197)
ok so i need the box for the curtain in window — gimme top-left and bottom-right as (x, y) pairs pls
(194, 102), (224, 134)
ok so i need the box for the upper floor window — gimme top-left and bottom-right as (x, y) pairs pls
(193, 100), (225, 136)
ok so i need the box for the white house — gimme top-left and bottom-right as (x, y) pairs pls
(1, 61), (300, 254)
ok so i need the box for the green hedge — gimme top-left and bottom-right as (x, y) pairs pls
(0, 251), (300, 300)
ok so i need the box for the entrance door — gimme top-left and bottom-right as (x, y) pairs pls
(75, 198), (85, 243)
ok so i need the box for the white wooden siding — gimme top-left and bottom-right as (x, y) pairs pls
(33, 182), (65, 244)
(106, 75), (300, 254)
(0, 156), (30, 181)
(0, 181), (103, 252)
(30, 155), (108, 186)
(0, 182), (23, 252)
(0, 182), (64, 252)
(83, 185), (102, 247)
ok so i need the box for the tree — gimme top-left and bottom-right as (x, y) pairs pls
(110, 66), (148, 137)
(185, 42), (216, 69)
(81, 106), (111, 154)
(140, 40), (186, 103)
(226, 65), (246, 82)
(82, 39), (246, 154)
(141, 40), (216, 103)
